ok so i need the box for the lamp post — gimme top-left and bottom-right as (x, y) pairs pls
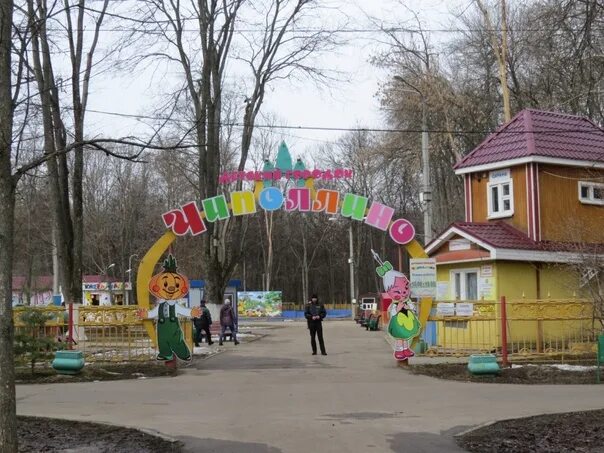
(329, 216), (356, 320)
(348, 223), (355, 320)
(104, 263), (115, 305)
(393, 75), (432, 244)
(126, 254), (138, 305)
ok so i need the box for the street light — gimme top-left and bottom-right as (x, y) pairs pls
(329, 217), (356, 320)
(126, 254), (138, 305)
(393, 75), (432, 244)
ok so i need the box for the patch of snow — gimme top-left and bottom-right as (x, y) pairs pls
(511, 364), (523, 369)
(548, 364), (596, 372)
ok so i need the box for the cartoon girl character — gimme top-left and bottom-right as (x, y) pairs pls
(137, 254), (201, 362)
(372, 250), (421, 361)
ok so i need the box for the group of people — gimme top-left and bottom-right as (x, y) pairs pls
(193, 299), (239, 347)
(193, 294), (329, 355)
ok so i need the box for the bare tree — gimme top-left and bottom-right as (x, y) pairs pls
(22, 0), (111, 307)
(134, 0), (339, 304)
(0, 0), (17, 447)
(474, 0), (512, 121)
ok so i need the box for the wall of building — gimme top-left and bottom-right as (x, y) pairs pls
(436, 261), (497, 301)
(437, 260), (585, 301)
(470, 165), (528, 234)
(496, 261), (538, 299)
(432, 260), (590, 352)
(538, 164), (604, 243)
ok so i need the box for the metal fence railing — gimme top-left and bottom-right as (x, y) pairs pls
(14, 305), (156, 364)
(504, 298), (596, 361)
(423, 300), (499, 357)
(418, 298), (598, 362)
(282, 302), (351, 311)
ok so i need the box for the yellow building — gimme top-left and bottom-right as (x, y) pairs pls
(425, 109), (604, 354)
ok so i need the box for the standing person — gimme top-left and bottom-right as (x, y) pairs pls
(304, 294), (327, 355)
(219, 299), (239, 346)
(193, 300), (213, 346)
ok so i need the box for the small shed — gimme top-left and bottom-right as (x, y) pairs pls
(188, 279), (242, 321)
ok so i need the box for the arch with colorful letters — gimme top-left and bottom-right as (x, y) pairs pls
(136, 169), (432, 351)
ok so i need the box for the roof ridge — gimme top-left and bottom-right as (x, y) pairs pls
(524, 107), (601, 122)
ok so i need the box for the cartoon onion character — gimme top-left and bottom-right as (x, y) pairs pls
(373, 250), (421, 361)
(137, 254), (201, 361)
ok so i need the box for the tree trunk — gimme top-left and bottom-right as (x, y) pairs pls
(475, 0), (512, 121)
(0, 0), (17, 447)
(264, 211), (274, 291)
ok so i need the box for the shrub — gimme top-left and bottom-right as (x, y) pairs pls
(14, 308), (60, 374)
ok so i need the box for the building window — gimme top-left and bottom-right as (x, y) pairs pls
(578, 181), (604, 206)
(452, 269), (479, 300)
(487, 180), (514, 218)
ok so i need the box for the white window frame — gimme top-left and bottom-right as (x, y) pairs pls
(451, 268), (480, 301)
(487, 179), (514, 219)
(578, 181), (604, 206)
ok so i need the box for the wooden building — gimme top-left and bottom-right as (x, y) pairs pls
(427, 109), (604, 304)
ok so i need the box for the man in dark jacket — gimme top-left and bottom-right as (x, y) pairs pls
(304, 294), (327, 355)
(219, 299), (239, 346)
(193, 300), (213, 346)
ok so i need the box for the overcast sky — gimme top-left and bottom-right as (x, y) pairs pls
(84, 0), (469, 160)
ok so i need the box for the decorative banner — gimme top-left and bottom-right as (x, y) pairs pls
(372, 250), (422, 362)
(409, 258), (437, 298)
(219, 168), (354, 185)
(137, 254), (201, 362)
(162, 188), (416, 245)
(162, 141), (415, 246)
(237, 291), (282, 318)
(82, 282), (132, 291)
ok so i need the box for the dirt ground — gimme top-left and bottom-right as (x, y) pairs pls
(457, 409), (604, 452)
(15, 362), (178, 384)
(17, 416), (182, 452)
(409, 362), (599, 384)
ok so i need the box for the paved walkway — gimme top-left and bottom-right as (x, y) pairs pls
(16, 322), (604, 452)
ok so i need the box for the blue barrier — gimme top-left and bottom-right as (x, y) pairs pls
(281, 309), (350, 319)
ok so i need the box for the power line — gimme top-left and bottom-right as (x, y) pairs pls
(81, 107), (604, 136)
(31, 25), (593, 34)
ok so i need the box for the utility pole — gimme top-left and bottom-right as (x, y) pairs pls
(127, 254), (138, 305)
(421, 99), (432, 244)
(393, 75), (432, 245)
(348, 224), (355, 320)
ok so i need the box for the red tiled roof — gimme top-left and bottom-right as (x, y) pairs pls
(12, 276), (54, 291)
(455, 109), (604, 170)
(12, 274), (118, 290)
(433, 222), (604, 254)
